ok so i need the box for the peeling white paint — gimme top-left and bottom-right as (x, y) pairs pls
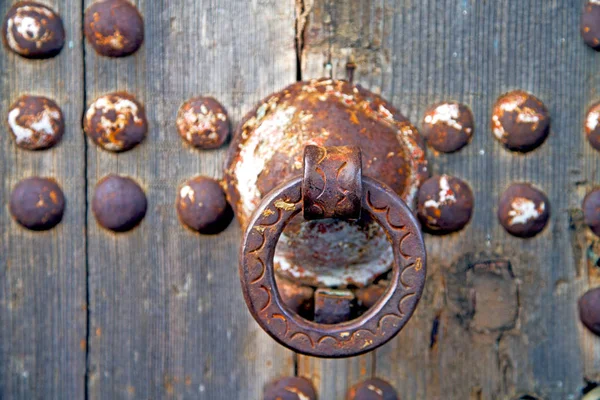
(8, 106), (60, 144)
(492, 115), (506, 139)
(285, 387), (310, 400)
(424, 103), (463, 131)
(180, 185), (195, 202)
(587, 111), (599, 132)
(508, 197), (545, 225)
(87, 96), (142, 124)
(499, 97), (523, 113)
(424, 175), (456, 210)
(179, 106), (226, 142)
(234, 105), (298, 217)
(367, 385), (384, 396)
(516, 107), (541, 125)
(86, 96), (142, 149)
(6, 6), (54, 52)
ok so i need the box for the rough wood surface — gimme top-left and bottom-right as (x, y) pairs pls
(83, 1), (296, 399)
(2, 0), (600, 399)
(0, 1), (86, 399)
(300, 0), (600, 399)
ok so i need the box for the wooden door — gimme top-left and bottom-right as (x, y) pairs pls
(0, 1), (598, 399)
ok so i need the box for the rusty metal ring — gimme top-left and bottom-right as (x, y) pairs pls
(239, 176), (427, 358)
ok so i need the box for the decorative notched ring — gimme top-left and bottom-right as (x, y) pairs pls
(239, 145), (427, 358)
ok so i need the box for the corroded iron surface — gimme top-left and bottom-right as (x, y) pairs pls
(226, 79), (427, 287)
(303, 145), (362, 220)
(8, 95), (64, 150)
(9, 177), (65, 231)
(84, 0), (144, 58)
(176, 97), (230, 150)
(2, 2), (65, 59)
(239, 176), (426, 357)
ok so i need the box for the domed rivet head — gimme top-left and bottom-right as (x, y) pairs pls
(176, 176), (232, 234)
(585, 102), (600, 151)
(92, 175), (147, 232)
(497, 183), (550, 238)
(422, 102), (474, 153)
(176, 97), (230, 150)
(264, 377), (317, 400)
(84, 0), (144, 57)
(583, 188), (600, 237)
(346, 378), (398, 400)
(10, 177), (65, 231)
(579, 287), (600, 336)
(491, 90), (550, 152)
(84, 92), (147, 152)
(2, 2), (65, 59)
(582, 1), (600, 50)
(8, 95), (64, 150)
(417, 174), (474, 234)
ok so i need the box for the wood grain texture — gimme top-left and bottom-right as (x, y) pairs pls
(301, 0), (600, 399)
(2, 1), (598, 399)
(83, 0), (297, 399)
(298, 355), (373, 399)
(0, 1), (86, 399)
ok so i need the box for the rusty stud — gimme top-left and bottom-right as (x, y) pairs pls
(264, 377), (317, 400)
(585, 102), (600, 151)
(579, 287), (600, 336)
(84, 92), (147, 152)
(276, 276), (314, 317)
(314, 288), (355, 324)
(92, 175), (147, 232)
(582, 1), (600, 51)
(422, 102), (474, 153)
(176, 97), (230, 150)
(491, 90), (550, 152)
(584, 188), (600, 237)
(417, 174), (474, 234)
(2, 2), (65, 59)
(7, 95), (64, 150)
(346, 378), (398, 400)
(9, 177), (65, 231)
(84, 0), (144, 57)
(497, 183), (550, 238)
(176, 176), (233, 234)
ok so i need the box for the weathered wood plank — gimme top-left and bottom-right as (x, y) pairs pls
(301, 0), (599, 399)
(298, 355), (373, 399)
(0, 1), (86, 398)
(84, 1), (297, 399)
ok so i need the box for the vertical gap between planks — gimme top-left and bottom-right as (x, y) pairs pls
(81, 0), (90, 398)
(293, 0), (300, 379)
